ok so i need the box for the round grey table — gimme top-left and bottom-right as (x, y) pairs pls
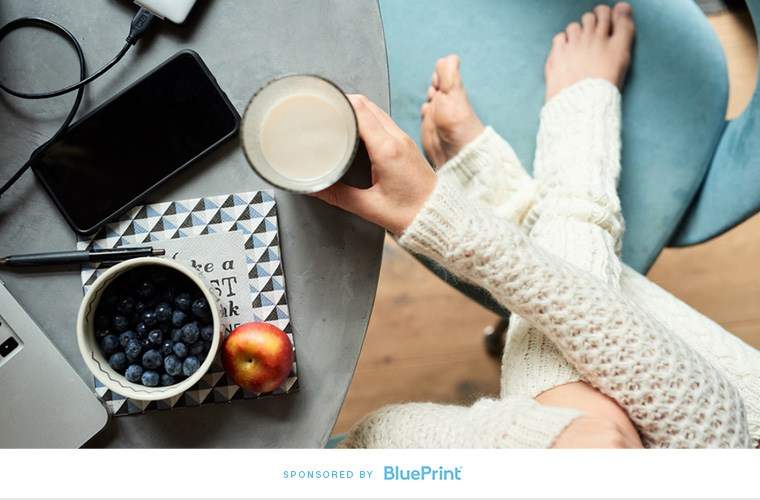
(0, 0), (386, 447)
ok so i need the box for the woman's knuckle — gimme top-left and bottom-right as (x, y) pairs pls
(353, 95), (369, 108)
(379, 138), (400, 158)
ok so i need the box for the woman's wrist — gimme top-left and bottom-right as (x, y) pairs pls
(397, 175), (473, 261)
(388, 170), (437, 236)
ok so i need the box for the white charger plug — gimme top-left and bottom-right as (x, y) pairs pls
(134, 0), (198, 24)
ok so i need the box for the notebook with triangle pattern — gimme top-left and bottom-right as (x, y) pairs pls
(76, 191), (298, 416)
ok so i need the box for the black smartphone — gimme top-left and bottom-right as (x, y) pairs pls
(32, 50), (240, 235)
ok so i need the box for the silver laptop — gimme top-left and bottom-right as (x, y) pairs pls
(0, 280), (108, 448)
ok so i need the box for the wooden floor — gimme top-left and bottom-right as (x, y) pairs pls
(333, 8), (760, 435)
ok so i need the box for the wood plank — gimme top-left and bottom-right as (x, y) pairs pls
(648, 213), (760, 347)
(333, 237), (500, 434)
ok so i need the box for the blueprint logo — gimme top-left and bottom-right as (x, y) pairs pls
(383, 465), (462, 481)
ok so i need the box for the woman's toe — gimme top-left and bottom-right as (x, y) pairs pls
(611, 3), (635, 46)
(427, 85), (436, 101)
(431, 71), (439, 89)
(614, 1), (633, 17)
(581, 12), (596, 35)
(436, 54), (461, 92)
(546, 33), (566, 70)
(566, 22), (582, 42)
(594, 4), (612, 35)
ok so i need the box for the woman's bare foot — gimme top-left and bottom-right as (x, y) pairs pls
(545, 2), (635, 101)
(420, 55), (485, 167)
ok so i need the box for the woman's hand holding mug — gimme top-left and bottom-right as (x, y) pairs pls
(312, 95), (436, 235)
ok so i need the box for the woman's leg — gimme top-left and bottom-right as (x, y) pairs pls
(619, 266), (760, 444)
(417, 4), (639, 445)
(503, 3), (638, 442)
(416, 56), (541, 317)
(421, 55), (538, 227)
(414, 2), (757, 447)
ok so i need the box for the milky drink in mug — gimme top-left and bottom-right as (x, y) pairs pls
(241, 75), (358, 193)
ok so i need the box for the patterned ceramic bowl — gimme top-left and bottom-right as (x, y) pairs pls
(76, 257), (221, 401)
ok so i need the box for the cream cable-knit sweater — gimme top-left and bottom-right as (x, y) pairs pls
(341, 79), (755, 448)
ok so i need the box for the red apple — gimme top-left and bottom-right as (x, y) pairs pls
(222, 322), (293, 393)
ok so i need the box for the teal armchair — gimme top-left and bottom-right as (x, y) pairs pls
(379, 0), (760, 316)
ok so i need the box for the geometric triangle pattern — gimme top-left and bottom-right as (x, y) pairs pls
(79, 191), (299, 417)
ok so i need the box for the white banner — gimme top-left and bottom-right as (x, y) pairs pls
(1, 449), (759, 498)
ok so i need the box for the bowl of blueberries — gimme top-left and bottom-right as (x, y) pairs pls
(76, 257), (221, 401)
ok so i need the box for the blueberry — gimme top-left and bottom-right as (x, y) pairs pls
(172, 342), (188, 359)
(141, 310), (158, 327)
(141, 338), (153, 349)
(115, 296), (135, 315)
(159, 322), (172, 334)
(135, 322), (149, 338)
(112, 314), (130, 332)
(189, 341), (204, 356)
(148, 329), (163, 345)
(203, 341), (212, 354)
(200, 324), (214, 342)
(164, 354), (182, 376)
(95, 312), (111, 330)
(160, 374), (176, 386)
(125, 340), (142, 361)
(119, 330), (137, 348)
(100, 334), (120, 355)
(160, 340), (174, 356)
(171, 328), (183, 343)
(136, 280), (156, 299)
(171, 310), (188, 327)
(181, 322), (200, 344)
(125, 364), (143, 383)
(141, 370), (160, 387)
(142, 349), (163, 370)
(108, 352), (128, 373)
(191, 298), (210, 319)
(174, 292), (192, 312)
(155, 302), (172, 322)
(134, 301), (148, 315)
(182, 356), (201, 377)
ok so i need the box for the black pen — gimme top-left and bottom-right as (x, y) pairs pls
(0, 247), (165, 267)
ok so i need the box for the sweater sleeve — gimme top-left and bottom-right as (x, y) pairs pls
(339, 397), (581, 449)
(398, 175), (750, 448)
(436, 126), (537, 226)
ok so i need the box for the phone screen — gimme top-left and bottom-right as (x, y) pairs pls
(32, 51), (239, 234)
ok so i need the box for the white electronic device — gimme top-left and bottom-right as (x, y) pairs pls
(134, 0), (198, 24)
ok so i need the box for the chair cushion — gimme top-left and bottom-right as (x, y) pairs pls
(671, 0), (760, 246)
(379, 0), (728, 273)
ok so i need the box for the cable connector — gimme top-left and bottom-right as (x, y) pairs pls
(126, 7), (156, 45)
